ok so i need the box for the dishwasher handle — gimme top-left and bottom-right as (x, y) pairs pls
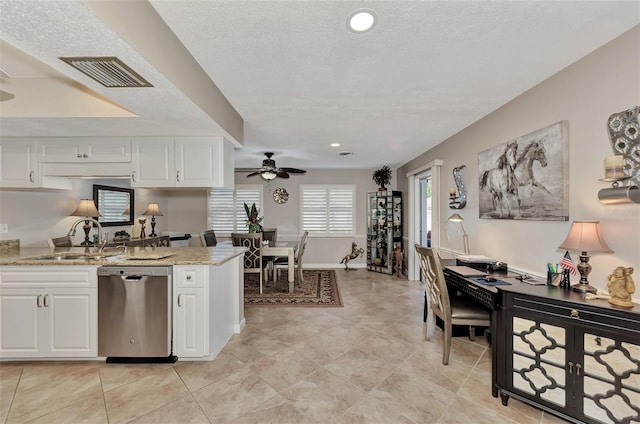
(123, 275), (144, 281)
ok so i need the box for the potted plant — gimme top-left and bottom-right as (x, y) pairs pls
(243, 202), (263, 233)
(372, 165), (392, 191)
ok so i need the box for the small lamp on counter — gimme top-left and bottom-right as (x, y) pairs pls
(142, 203), (164, 238)
(69, 199), (101, 245)
(558, 220), (613, 294)
(448, 213), (470, 255)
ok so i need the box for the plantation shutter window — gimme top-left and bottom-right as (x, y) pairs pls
(208, 185), (262, 235)
(301, 185), (355, 236)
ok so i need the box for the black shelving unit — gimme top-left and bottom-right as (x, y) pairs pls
(367, 190), (402, 274)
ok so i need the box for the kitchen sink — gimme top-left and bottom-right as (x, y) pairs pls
(27, 252), (119, 261)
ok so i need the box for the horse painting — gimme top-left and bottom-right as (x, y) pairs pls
(479, 141), (519, 218)
(515, 140), (550, 195)
(479, 121), (569, 221)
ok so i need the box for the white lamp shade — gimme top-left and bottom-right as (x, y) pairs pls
(448, 213), (464, 222)
(142, 202), (163, 216)
(70, 199), (101, 217)
(558, 221), (613, 253)
(261, 171), (278, 181)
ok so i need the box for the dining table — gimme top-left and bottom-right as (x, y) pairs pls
(263, 240), (298, 293)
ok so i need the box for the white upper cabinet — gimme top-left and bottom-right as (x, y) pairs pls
(131, 138), (175, 187)
(0, 138), (38, 188)
(131, 137), (234, 189)
(38, 138), (131, 162)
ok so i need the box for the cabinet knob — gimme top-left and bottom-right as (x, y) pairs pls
(36, 294), (43, 308)
(131, 171), (137, 182)
(83, 153), (89, 158)
(43, 294), (49, 308)
(570, 310), (580, 319)
(176, 170), (181, 182)
(77, 154), (82, 158)
(186, 275), (192, 280)
(29, 171), (34, 183)
(177, 294), (182, 307)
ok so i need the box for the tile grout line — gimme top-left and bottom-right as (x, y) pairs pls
(2, 365), (23, 424)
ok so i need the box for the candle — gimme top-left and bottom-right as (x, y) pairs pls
(605, 155), (625, 179)
(449, 188), (456, 197)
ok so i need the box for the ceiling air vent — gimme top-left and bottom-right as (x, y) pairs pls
(59, 56), (153, 88)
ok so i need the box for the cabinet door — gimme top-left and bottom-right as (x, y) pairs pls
(175, 139), (217, 187)
(38, 138), (131, 162)
(0, 289), (41, 357)
(508, 312), (570, 412)
(174, 287), (206, 358)
(131, 139), (175, 187)
(577, 326), (640, 424)
(45, 288), (97, 357)
(0, 139), (38, 188)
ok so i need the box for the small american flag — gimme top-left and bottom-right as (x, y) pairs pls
(560, 251), (577, 275)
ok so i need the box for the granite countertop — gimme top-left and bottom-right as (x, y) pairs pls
(0, 246), (246, 267)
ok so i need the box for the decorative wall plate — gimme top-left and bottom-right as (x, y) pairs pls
(273, 187), (289, 204)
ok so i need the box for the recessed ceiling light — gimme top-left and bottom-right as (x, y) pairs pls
(347, 9), (377, 33)
(330, 143), (341, 147)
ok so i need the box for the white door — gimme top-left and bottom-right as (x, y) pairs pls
(0, 139), (38, 188)
(0, 289), (41, 357)
(46, 288), (97, 357)
(131, 138), (175, 187)
(174, 287), (206, 358)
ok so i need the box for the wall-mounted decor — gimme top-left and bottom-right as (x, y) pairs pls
(449, 165), (467, 209)
(272, 187), (289, 204)
(478, 121), (568, 221)
(607, 106), (640, 186)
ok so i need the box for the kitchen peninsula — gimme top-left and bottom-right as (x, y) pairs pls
(0, 246), (246, 361)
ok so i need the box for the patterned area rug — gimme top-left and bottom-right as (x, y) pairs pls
(244, 269), (343, 307)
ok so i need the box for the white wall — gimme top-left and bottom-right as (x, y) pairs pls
(398, 26), (640, 296)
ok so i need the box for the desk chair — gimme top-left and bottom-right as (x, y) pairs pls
(415, 244), (490, 365)
(231, 232), (264, 294)
(274, 231), (308, 285)
(200, 230), (218, 247)
(48, 236), (73, 248)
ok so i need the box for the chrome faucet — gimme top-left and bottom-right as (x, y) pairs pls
(67, 218), (103, 246)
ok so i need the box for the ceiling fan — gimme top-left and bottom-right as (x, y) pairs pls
(245, 152), (306, 180)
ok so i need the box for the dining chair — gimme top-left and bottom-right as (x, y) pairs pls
(200, 230), (218, 247)
(274, 231), (308, 285)
(231, 232), (264, 293)
(48, 236), (73, 248)
(414, 244), (490, 365)
(261, 228), (277, 245)
(261, 227), (277, 279)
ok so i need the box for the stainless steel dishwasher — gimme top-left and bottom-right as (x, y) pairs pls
(98, 266), (176, 363)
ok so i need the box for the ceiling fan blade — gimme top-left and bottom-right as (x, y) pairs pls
(277, 170), (290, 179)
(246, 171), (262, 178)
(280, 167), (306, 174)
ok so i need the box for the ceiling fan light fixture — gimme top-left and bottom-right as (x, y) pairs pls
(347, 9), (377, 33)
(261, 170), (278, 181)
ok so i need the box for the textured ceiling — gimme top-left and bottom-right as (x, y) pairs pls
(1, 1), (639, 170)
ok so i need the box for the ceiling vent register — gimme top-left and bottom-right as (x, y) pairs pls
(59, 56), (153, 88)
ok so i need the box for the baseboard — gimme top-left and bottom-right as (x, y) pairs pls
(304, 263), (367, 270)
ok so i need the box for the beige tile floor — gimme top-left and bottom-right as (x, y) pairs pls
(0, 269), (567, 424)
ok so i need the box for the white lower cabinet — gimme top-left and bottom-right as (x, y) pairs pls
(173, 266), (209, 358)
(0, 267), (97, 358)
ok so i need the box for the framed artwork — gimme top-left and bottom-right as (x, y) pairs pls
(478, 121), (569, 221)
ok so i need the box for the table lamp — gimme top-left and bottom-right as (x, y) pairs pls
(448, 213), (469, 255)
(142, 202), (164, 237)
(558, 220), (613, 293)
(70, 199), (101, 245)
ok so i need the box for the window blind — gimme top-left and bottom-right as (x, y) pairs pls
(208, 186), (262, 234)
(301, 185), (355, 236)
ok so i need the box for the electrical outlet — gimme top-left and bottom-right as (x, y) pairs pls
(0, 224), (8, 234)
